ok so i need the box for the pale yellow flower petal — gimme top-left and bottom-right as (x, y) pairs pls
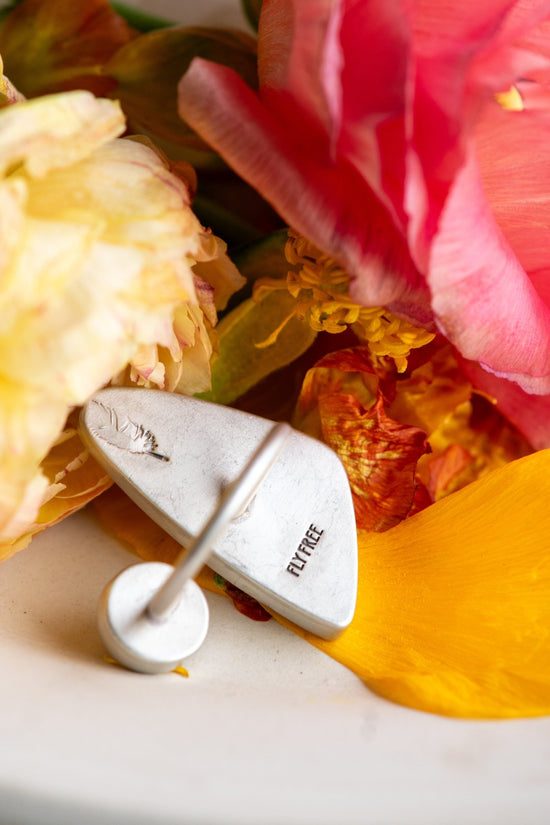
(172, 303), (215, 395)
(0, 419), (112, 559)
(0, 469), (49, 544)
(193, 232), (245, 310)
(0, 56), (24, 105)
(0, 91), (219, 546)
(0, 90), (125, 177)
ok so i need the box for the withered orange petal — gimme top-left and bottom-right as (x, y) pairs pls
(293, 346), (431, 529)
(320, 393), (428, 530)
(388, 342), (472, 433)
(426, 442), (473, 499)
(294, 347), (378, 427)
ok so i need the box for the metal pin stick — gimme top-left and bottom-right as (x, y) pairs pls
(97, 422), (292, 674)
(81, 387), (358, 642)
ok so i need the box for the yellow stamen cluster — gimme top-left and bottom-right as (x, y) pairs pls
(254, 230), (434, 372)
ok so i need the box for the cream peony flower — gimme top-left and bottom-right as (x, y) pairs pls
(0, 88), (242, 556)
(0, 54), (23, 105)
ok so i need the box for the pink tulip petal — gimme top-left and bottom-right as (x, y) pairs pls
(181, 0), (550, 398)
(263, 0), (415, 231)
(412, 0), (550, 57)
(486, 0), (550, 57)
(259, 0), (344, 146)
(338, 1), (420, 242)
(408, 3), (550, 392)
(178, 58), (432, 324)
(476, 101), (550, 276)
(406, 0), (550, 268)
(462, 359), (550, 449)
(428, 147), (550, 392)
(516, 15), (550, 82)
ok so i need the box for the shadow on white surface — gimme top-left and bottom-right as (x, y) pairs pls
(0, 509), (550, 825)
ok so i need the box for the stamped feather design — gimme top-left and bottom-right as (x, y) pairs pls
(89, 400), (169, 461)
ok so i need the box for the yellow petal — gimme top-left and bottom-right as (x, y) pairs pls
(172, 303), (215, 395)
(0, 417), (111, 560)
(193, 233), (245, 311)
(495, 85), (524, 111)
(0, 55), (24, 106)
(279, 450), (550, 718)
(0, 90), (125, 177)
(0, 91), (216, 544)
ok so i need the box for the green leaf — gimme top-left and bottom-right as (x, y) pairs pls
(111, 2), (172, 31)
(217, 229), (289, 308)
(104, 26), (257, 151)
(232, 229), (289, 285)
(201, 290), (317, 405)
(0, 0), (132, 96)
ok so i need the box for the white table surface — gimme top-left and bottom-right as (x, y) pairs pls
(1, 508), (550, 825)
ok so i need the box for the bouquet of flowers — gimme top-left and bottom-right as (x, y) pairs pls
(1, 0), (550, 718)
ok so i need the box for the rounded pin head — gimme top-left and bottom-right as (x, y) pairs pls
(98, 563), (209, 674)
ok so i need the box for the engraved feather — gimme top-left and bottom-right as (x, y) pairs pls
(90, 400), (169, 461)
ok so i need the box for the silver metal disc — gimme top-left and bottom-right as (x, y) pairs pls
(97, 563), (209, 674)
(81, 388), (358, 638)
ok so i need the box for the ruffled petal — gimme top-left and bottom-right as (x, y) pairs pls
(0, 90), (125, 177)
(259, 0), (420, 277)
(412, 0), (550, 58)
(406, 0), (550, 267)
(259, 0), (344, 143)
(476, 101), (550, 278)
(462, 359), (550, 449)
(0, 55), (24, 104)
(427, 147), (550, 393)
(178, 59), (431, 324)
(0, 416), (111, 560)
(293, 348), (429, 529)
(336, 0), (411, 227)
(0, 91), (219, 544)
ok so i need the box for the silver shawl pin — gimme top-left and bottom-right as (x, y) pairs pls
(79, 388), (358, 674)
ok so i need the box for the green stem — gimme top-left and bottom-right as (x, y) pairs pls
(111, 2), (173, 31)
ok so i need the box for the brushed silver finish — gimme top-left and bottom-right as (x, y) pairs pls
(80, 388), (358, 638)
(98, 563), (209, 674)
(94, 423), (289, 674)
(147, 421), (291, 621)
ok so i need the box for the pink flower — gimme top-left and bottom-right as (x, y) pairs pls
(178, 0), (550, 447)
